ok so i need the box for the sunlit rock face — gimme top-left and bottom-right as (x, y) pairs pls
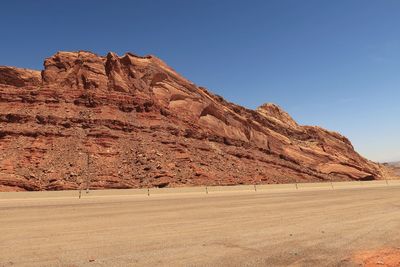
(0, 51), (384, 191)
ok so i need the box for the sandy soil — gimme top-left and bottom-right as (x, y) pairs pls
(1, 185), (400, 266)
(352, 248), (400, 267)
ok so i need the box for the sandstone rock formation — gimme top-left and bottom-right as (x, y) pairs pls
(0, 51), (386, 191)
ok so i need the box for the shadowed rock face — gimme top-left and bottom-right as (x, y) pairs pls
(0, 51), (385, 191)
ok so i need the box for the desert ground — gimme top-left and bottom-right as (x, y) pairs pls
(1, 182), (400, 267)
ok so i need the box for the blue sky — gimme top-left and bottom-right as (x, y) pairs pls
(1, 0), (399, 162)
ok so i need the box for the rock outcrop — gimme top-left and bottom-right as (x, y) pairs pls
(0, 51), (385, 191)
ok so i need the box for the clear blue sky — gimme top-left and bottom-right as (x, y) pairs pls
(1, 0), (399, 162)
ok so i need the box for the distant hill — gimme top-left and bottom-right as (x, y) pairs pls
(384, 161), (400, 176)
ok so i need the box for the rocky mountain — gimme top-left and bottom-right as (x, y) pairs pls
(0, 51), (386, 191)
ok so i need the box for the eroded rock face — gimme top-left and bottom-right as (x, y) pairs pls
(0, 66), (41, 87)
(0, 51), (386, 191)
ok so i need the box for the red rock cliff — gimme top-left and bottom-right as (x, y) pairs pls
(0, 51), (384, 191)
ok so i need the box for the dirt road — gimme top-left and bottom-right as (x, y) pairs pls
(1, 185), (400, 266)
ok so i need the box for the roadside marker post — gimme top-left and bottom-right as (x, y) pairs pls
(254, 184), (257, 192)
(147, 188), (150, 196)
(206, 186), (208, 194)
